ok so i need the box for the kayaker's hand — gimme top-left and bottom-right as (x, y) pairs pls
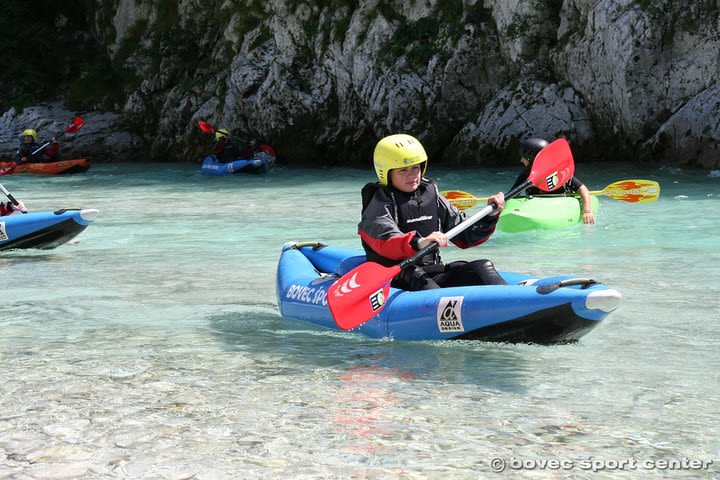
(582, 211), (595, 224)
(11, 200), (26, 213)
(419, 231), (449, 249)
(487, 192), (505, 215)
(51, 136), (57, 144)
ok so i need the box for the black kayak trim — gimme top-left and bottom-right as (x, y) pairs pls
(0, 218), (87, 251)
(451, 303), (598, 344)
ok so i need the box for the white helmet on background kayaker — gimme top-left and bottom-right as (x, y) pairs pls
(22, 129), (37, 141)
(373, 134), (428, 186)
(215, 128), (230, 141)
(519, 137), (549, 163)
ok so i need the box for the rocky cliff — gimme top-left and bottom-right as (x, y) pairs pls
(1, 0), (718, 168)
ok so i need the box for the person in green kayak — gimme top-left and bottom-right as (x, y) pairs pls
(512, 137), (596, 224)
(358, 133), (507, 291)
(17, 128), (60, 163)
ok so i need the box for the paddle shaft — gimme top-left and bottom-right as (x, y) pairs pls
(0, 183), (19, 204)
(30, 141), (53, 156)
(398, 180), (531, 269)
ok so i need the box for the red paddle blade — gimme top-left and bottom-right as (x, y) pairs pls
(0, 163), (16, 176)
(259, 144), (276, 156)
(328, 262), (400, 330)
(65, 117), (84, 134)
(198, 120), (215, 133)
(528, 138), (575, 192)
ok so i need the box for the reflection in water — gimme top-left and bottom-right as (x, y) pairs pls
(332, 364), (408, 448)
(208, 309), (538, 462)
(206, 309), (533, 389)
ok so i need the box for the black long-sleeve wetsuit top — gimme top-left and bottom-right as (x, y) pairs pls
(358, 178), (499, 267)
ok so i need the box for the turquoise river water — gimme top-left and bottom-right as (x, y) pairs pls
(1, 162), (718, 479)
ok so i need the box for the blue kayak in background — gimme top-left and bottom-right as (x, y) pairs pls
(200, 150), (276, 175)
(0, 209), (99, 251)
(276, 242), (622, 344)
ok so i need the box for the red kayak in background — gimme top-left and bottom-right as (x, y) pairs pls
(0, 158), (91, 175)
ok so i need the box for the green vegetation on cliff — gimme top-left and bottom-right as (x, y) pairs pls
(0, 0), (140, 112)
(0, 1), (93, 111)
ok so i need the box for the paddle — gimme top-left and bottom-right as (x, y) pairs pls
(0, 163), (17, 176)
(588, 179), (660, 203)
(198, 119), (216, 134)
(0, 182), (27, 213)
(442, 179), (661, 210)
(439, 190), (486, 211)
(28, 116), (85, 157)
(327, 138), (575, 330)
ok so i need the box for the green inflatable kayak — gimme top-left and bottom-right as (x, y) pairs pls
(498, 195), (600, 233)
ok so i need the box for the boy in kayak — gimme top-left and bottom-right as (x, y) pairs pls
(17, 129), (60, 163)
(512, 137), (596, 224)
(359, 133), (507, 291)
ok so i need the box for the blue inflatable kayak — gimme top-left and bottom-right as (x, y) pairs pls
(276, 242), (622, 344)
(0, 208), (99, 251)
(200, 151), (276, 175)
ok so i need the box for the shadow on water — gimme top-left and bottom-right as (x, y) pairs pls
(206, 309), (535, 394)
(0, 250), (81, 262)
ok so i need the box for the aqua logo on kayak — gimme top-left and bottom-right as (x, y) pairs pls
(0, 223), (7, 241)
(437, 296), (464, 332)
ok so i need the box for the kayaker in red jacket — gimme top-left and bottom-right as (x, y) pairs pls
(0, 200), (26, 216)
(211, 128), (244, 163)
(17, 129), (60, 163)
(358, 133), (507, 291)
(512, 137), (596, 224)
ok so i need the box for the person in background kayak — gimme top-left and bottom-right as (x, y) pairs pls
(237, 138), (259, 158)
(0, 200), (26, 215)
(359, 133), (507, 291)
(211, 128), (243, 163)
(512, 137), (596, 224)
(17, 129), (59, 163)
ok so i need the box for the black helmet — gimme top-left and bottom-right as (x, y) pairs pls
(520, 138), (549, 161)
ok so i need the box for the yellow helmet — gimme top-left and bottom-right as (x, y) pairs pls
(373, 134), (428, 185)
(215, 128), (229, 140)
(23, 129), (37, 141)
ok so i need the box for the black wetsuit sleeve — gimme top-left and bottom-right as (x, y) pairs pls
(566, 176), (584, 192)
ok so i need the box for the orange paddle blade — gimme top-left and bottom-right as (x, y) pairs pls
(594, 179), (660, 203)
(440, 190), (483, 210)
